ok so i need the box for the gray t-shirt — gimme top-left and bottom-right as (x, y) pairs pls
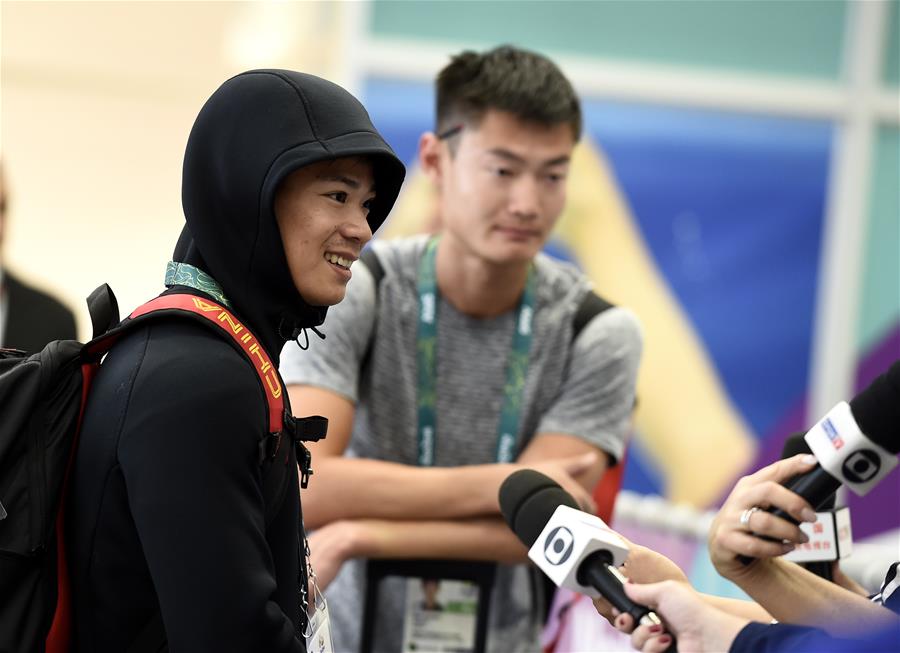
(281, 235), (642, 653)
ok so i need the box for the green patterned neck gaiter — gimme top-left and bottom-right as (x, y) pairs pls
(164, 261), (232, 309)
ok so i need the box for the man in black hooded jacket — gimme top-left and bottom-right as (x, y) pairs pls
(67, 70), (404, 652)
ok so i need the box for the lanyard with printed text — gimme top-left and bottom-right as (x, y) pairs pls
(416, 238), (536, 466)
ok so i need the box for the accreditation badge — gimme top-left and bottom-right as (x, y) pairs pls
(400, 577), (479, 652)
(305, 587), (334, 653)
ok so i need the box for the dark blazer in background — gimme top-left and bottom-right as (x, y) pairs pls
(2, 270), (77, 353)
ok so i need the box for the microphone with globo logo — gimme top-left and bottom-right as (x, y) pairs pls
(772, 361), (899, 522)
(740, 361), (898, 565)
(498, 469), (666, 630)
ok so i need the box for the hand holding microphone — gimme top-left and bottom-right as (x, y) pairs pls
(773, 434), (855, 579)
(592, 541), (691, 625)
(619, 580), (751, 653)
(730, 361), (899, 568)
(498, 469), (668, 632)
(708, 454), (821, 579)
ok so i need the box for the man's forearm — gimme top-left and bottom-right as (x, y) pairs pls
(737, 558), (896, 637)
(341, 516), (530, 564)
(302, 457), (515, 529)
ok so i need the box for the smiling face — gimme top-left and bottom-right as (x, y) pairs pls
(422, 109), (575, 267)
(274, 156), (375, 306)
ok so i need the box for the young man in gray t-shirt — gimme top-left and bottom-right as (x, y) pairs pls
(280, 46), (642, 653)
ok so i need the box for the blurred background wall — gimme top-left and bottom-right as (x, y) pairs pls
(2, 0), (897, 536)
(1, 0), (364, 331)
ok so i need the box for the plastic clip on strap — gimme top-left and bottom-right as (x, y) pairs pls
(283, 414), (329, 487)
(297, 443), (314, 489)
(285, 414), (329, 442)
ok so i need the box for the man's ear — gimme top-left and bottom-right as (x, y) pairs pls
(418, 132), (444, 185)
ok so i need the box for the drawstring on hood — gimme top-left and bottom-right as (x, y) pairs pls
(176, 69), (405, 362)
(277, 319), (325, 351)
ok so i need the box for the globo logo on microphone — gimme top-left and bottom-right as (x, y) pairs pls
(841, 450), (881, 483)
(527, 504), (629, 599)
(805, 401), (898, 496)
(543, 526), (575, 565)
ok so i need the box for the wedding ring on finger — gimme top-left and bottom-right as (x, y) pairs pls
(739, 506), (760, 530)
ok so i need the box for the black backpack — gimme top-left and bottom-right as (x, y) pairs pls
(0, 285), (324, 653)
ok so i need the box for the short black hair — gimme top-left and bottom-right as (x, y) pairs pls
(436, 45), (582, 143)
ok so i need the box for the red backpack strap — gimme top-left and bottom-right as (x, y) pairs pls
(132, 295), (284, 434)
(86, 294), (284, 434)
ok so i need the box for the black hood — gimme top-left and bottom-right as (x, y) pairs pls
(175, 69), (405, 361)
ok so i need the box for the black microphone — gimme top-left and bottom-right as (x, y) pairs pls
(780, 433), (836, 510)
(781, 433), (834, 581)
(499, 470), (665, 629)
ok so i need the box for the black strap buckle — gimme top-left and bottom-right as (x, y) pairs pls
(284, 412), (329, 442)
(297, 442), (313, 489)
(282, 413), (327, 487)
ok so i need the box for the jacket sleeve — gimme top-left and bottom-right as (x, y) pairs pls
(117, 326), (304, 652)
(730, 621), (899, 653)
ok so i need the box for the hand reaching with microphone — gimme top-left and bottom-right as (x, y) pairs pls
(708, 453), (819, 582)
(619, 578), (900, 653)
(615, 580), (751, 653)
(596, 541), (774, 630)
(707, 454), (897, 637)
(591, 540), (689, 624)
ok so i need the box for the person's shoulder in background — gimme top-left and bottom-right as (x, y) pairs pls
(367, 234), (430, 285)
(3, 269), (77, 352)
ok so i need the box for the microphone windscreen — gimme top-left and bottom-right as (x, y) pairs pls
(499, 470), (578, 547)
(849, 361), (900, 454)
